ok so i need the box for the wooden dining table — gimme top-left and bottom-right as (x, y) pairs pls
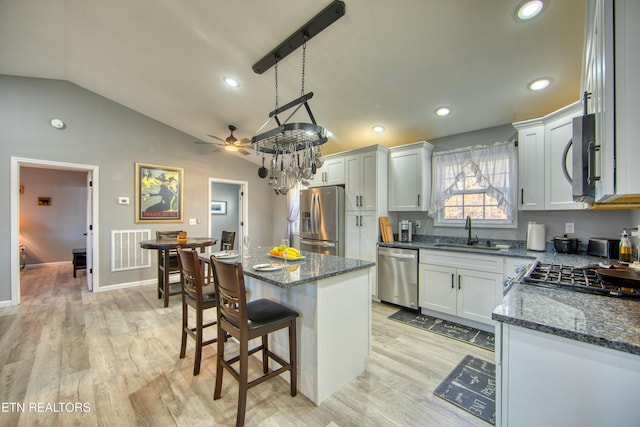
(139, 237), (216, 307)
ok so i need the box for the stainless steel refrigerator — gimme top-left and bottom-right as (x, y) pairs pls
(299, 186), (344, 256)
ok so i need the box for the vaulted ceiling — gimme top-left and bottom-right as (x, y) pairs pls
(0, 0), (585, 163)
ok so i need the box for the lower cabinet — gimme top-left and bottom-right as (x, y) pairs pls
(346, 211), (378, 294)
(496, 323), (640, 427)
(419, 250), (504, 327)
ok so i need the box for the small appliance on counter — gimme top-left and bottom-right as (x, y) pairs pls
(398, 220), (413, 242)
(553, 235), (579, 254)
(587, 238), (620, 259)
(526, 222), (546, 251)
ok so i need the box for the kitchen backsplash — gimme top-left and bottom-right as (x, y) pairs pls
(389, 208), (639, 248)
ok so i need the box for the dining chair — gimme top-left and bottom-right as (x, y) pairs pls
(156, 230), (184, 307)
(220, 231), (236, 251)
(210, 258), (299, 427)
(177, 248), (219, 376)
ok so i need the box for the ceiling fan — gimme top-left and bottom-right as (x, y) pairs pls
(195, 125), (252, 155)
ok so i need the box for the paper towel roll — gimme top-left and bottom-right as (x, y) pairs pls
(527, 222), (546, 251)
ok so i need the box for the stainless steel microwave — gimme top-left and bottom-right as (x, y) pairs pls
(570, 113), (596, 203)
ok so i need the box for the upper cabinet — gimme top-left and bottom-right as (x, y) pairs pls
(583, 0), (640, 202)
(514, 102), (587, 211)
(388, 141), (434, 211)
(307, 154), (345, 187)
(345, 145), (388, 211)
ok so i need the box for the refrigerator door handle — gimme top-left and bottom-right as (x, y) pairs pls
(301, 240), (336, 247)
(312, 193), (321, 234)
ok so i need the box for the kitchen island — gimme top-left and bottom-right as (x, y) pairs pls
(492, 283), (640, 427)
(231, 249), (375, 405)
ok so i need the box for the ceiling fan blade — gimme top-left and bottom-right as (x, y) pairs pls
(207, 134), (226, 143)
(237, 137), (251, 145)
(237, 148), (251, 155)
(194, 140), (219, 145)
(212, 147), (225, 152)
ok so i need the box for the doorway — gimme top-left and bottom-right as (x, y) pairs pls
(10, 157), (100, 306)
(209, 178), (248, 254)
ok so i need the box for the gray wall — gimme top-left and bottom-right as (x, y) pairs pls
(0, 74), (278, 301)
(20, 167), (87, 265)
(211, 182), (239, 249)
(390, 123), (638, 244)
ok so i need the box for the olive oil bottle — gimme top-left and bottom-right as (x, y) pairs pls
(619, 229), (633, 263)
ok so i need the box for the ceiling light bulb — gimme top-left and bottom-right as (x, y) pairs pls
(517, 1), (543, 20)
(372, 125), (385, 133)
(528, 78), (550, 91)
(435, 107), (451, 117)
(225, 145), (238, 152)
(223, 76), (239, 87)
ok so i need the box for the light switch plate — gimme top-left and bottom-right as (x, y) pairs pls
(189, 218), (197, 225)
(565, 222), (575, 234)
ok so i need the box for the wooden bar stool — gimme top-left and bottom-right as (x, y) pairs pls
(210, 258), (299, 427)
(177, 249), (219, 376)
(156, 230), (184, 307)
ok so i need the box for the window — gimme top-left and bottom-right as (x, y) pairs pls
(429, 141), (517, 228)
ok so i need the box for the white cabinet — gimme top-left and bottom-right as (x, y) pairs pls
(345, 146), (388, 211)
(496, 323), (640, 427)
(345, 211), (377, 261)
(583, 0), (640, 202)
(343, 145), (388, 297)
(388, 141), (434, 211)
(515, 121), (545, 210)
(307, 154), (345, 187)
(513, 103), (587, 211)
(419, 250), (503, 327)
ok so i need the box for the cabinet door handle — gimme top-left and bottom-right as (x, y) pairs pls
(359, 215), (363, 227)
(417, 194), (420, 207)
(521, 188), (524, 205)
(451, 274), (454, 289)
(458, 275), (461, 290)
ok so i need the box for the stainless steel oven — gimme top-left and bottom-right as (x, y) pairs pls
(377, 246), (418, 309)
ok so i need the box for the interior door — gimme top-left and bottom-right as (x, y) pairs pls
(85, 172), (93, 290)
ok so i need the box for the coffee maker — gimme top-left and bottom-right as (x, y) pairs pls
(399, 220), (413, 242)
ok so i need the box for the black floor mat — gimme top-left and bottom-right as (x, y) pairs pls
(434, 354), (496, 425)
(388, 309), (494, 351)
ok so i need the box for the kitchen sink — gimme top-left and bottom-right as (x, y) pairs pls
(432, 243), (506, 252)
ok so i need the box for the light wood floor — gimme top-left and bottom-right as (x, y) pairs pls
(0, 265), (493, 426)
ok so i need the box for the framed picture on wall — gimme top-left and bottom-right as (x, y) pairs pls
(211, 201), (227, 215)
(135, 162), (184, 223)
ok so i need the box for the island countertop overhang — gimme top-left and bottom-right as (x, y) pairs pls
(210, 249), (375, 288)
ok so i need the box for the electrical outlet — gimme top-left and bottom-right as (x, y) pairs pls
(565, 222), (575, 234)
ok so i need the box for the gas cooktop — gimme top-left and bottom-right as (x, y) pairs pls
(522, 261), (640, 299)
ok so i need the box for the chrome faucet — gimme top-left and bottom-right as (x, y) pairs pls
(465, 215), (479, 245)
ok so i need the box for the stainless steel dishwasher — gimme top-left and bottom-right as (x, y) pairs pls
(377, 246), (418, 309)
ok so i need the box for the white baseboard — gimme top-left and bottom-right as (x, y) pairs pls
(93, 279), (156, 292)
(0, 299), (14, 308)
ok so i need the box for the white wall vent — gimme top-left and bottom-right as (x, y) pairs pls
(111, 229), (151, 272)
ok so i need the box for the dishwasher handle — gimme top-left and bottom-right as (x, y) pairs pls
(378, 250), (417, 260)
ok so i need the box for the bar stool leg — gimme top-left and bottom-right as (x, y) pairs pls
(193, 307), (203, 375)
(261, 335), (269, 374)
(289, 320), (297, 396)
(180, 296), (188, 359)
(214, 326), (225, 400)
(237, 338), (249, 427)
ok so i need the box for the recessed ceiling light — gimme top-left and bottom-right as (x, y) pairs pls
(223, 76), (240, 87)
(372, 125), (385, 133)
(435, 107), (451, 117)
(516, 0), (544, 20)
(528, 78), (550, 91)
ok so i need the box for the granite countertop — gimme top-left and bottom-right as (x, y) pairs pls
(379, 236), (639, 355)
(493, 283), (640, 356)
(378, 237), (607, 266)
(203, 248), (374, 289)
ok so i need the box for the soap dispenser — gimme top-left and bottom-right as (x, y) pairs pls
(619, 229), (632, 263)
